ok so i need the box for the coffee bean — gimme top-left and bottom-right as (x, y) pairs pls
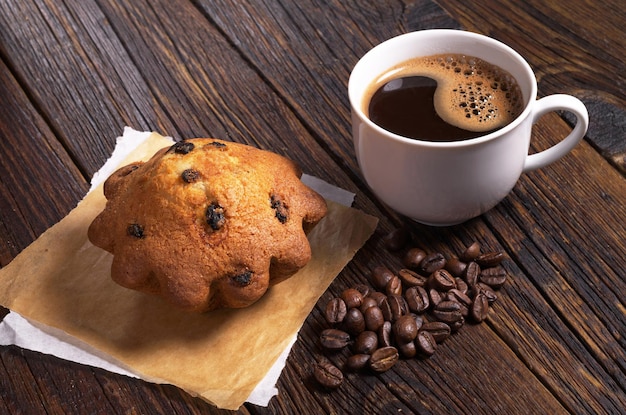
(449, 318), (465, 332)
(446, 288), (472, 309)
(476, 251), (504, 268)
(353, 284), (372, 298)
(459, 303), (469, 318)
(433, 299), (461, 313)
(371, 266), (395, 290)
(343, 308), (366, 335)
(353, 331), (378, 354)
(428, 288), (445, 307)
(475, 283), (498, 303)
(398, 340), (417, 358)
(378, 320), (392, 348)
(405, 286), (430, 313)
(370, 346), (399, 372)
(324, 297), (347, 324)
(470, 291), (490, 323)
(385, 275), (403, 296)
(403, 248), (427, 269)
(388, 294), (408, 321)
(455, 278), (469, 295)
(398, 268), (428, 287)
(432, 300), (464, 325)
(415, 330), (437, 357)
(379, 296), (393, 322)
(464, 261), (481, 287)
(413, 313), (425, 331)
(420, 252), (446, 274)
(392, 315), (418, 343)
(460, 241), (481, 262)
(479, 266), (507, 289)
(368, 291), (387, 307)
(345, 354), (371, 372)
(421, 321), (451, 343)
(313, 359), (343, 389)
(313, 236), (511, 392)
(445, 257), (467, 278)
(364, 305), (385, 332)
(341, 288), (363, 309)
(383, 227), (410, 251)
(429, 269), (456, 291)
(320, 329), (351, 350)
(360, 296), (378, 313)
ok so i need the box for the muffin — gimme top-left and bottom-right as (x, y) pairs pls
(88, 138), (327, 312)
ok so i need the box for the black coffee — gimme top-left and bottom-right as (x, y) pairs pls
(365, 54), (524, 142)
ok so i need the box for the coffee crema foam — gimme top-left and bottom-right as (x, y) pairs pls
(365, 54), (524, 133)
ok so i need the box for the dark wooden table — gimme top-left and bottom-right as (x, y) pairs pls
(1, 1), (624, 414)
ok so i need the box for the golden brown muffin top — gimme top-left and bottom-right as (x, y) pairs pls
(88, 138), (327, 312)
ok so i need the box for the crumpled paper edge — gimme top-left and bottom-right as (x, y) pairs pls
(0, 127), (362, 407)
(0, 311), (140, 377)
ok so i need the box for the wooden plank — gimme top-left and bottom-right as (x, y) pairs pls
(93, 369), (235, 415)
(0, 31), (140, 415)
(0, 59), (87, 264)
(0, 347), (48, 414)
(0, 0), (179, 177)
(16, 349), (117, 414)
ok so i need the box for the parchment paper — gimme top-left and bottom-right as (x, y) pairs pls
(0, 129), (378, 410)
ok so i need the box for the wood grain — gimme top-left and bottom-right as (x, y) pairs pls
(0, 0), (178, 176)
(0, 0), (624, 413)
(0, 59), (87, 264)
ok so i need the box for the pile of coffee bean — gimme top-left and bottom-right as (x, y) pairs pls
(313, 232), (508, 389)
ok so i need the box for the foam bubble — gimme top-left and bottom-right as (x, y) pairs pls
(367, 54), (524, 133)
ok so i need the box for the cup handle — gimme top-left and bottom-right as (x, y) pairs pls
(523, 94), (589, 172)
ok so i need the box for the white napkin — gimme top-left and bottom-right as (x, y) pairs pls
(0, 127), (355, 407)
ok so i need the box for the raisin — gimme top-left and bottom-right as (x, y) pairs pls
(206, 141), (227, 149)
(168, 141), (195, 154)
(270, 195), (288, 223)
(117, 163), (141, 177)
(206, 203), (226, 230)
(181, 169), (200, 183)
(127, 223), (145, 238)
(231, 270), (253, 286)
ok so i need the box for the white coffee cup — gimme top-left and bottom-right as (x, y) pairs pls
(349, 29), (589, 226)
